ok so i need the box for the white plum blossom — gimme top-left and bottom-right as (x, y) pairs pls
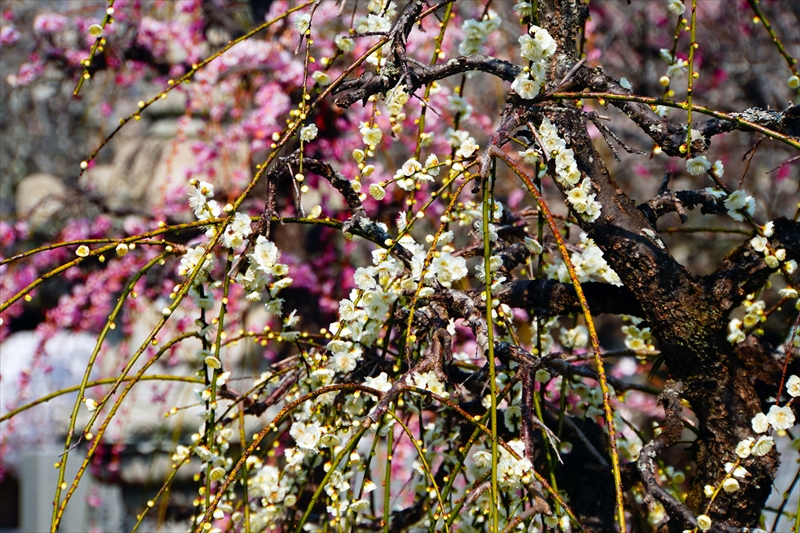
(333, 344), (363, 374)
(386, 85), (409, 117)
(400, 157), (422, 177)
(335, 35), (355, 53)
(735, 438), (753, 459)
(172, 445), (190, 462)
(751, 412), (769, 433)
(546, 233), (621, 286)
(456, 137), (479, 159)
(369, 183), (386, 200)
(667, 58), (687, 78)
(188, 181), (220, 220)
(750, 235), (768, 253)
(264, 298), (284, 316)
(711, 160), (724, 177)
(178, 247), (213, 277)
(222, 212), (253, 249)
(473, 450), (491, 469)
(445, 128), (470, 148)
(270, 277), (293, 298)
(514, 2), (534, 18)
(780, 288), (799, 300)
(251, 464), (290, 504)
(752, 435), (774, 456)
(686, 155), (711, 176)
(560, 325), (589, 349)
(787, 375), (800, 397)
(363, 372), (392, 392)
(519, 28), (557, 62)
(431, 253), (468, 287)
(527, 26), (557, 60)
(727, 318), (745, 344)
(722, 478), (740, 493)
(622, 324), (652, 351)
(312, 71), (331, 86)
(537, 119), (602, 222)
(353, 267), (377, 291)
(458, 15), (502, 56)
(724, 190), (756, 222)
(290, 422), (323, 452)
(725, 462), (749, 478)
(519, 147), (539, 165)
(360, 122), (383, 146)
(424, 153), (440, 175)
(767, 404), (795, 431)
(409, 371), (449, 398)
(668, 0), (686, 16)
(448, 94), (473, 119)
(696, 515), (712, 532)
(300, 123), (318, 141)
(293, 13), (311, 35)
(512, 73), (540, 100)
(250, 236), (281, 273)
(494, 440), (533, 489)
(524, 237), (543, 255)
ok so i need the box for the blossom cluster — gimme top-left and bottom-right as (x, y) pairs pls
(325, 250), (404, 374)
(538, 118), (603, 222)
(545, 232), (620, 285)
(458, 13), (502, 56)
(388, 154), (440, 193)
(696, 376), (800, 524)
(621, 316), (655, 353)
(511, 25), (557, 100)
(727, 295), (765, 344)
(750, 227), (797, 273)
(473, 439), (533, 490)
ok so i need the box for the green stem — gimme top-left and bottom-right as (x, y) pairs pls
(0, 374), (202, 423)
(383, 409), (395, 533)
(482, 161), (499, 533)
(685, 0), (697, 155)
(746, 0), (799, 79)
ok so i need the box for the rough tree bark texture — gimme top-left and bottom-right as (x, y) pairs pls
(532, 1), (795, 531)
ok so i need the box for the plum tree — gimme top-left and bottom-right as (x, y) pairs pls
(0, 1), (798, 532)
